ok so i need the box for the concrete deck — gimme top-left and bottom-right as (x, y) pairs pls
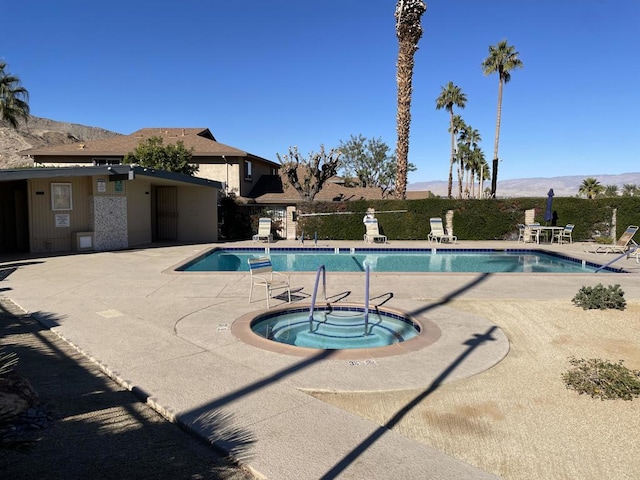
(2, 239), (639, 479)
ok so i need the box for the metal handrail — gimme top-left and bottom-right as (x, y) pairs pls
(364, 264), (370, 335)
(594, 244), (639, 273)
(309, 264), (327, 330)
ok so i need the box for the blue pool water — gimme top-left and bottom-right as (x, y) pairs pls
(177, 248), (618, 273)
(251, 305), (420, 349)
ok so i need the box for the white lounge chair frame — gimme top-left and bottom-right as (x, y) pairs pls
(248, 257), (291, 308)
(363, 219), (387, 243)
(428, 217), (457, 243)
(584, 225), (640, 255)
(586, 225), (639, 255)
(252, 217), (273, 243)
(553, 224), (574, 244)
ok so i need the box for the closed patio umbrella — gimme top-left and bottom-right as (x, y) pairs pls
(544, 189), (554, 224)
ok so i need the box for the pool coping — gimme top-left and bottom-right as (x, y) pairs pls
(231, 303), (442, 360)
(166, 246), (628, 274)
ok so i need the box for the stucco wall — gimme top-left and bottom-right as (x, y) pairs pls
(198, 163), (238, 194)
(176, 186), (218, 242)
(27, 176), (92, 252)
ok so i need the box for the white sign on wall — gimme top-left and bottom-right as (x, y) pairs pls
(55, 214), (70, 228)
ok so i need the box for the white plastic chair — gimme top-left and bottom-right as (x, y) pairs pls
(553, 224), (574, 244)
(428, 217), (457, 243)
(248, 257), (290, 308)
(252, 218), (273, 243)
(363, 219), (387, 243)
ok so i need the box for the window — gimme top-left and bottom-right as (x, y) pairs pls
(244, 160), (252, 181)
(93, 158), (121, 166)
(51, 183), (73, 210)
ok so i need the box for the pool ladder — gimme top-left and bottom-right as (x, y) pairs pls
(308, 264), (371, 335)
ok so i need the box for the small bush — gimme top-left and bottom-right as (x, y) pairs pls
(571, 283), (626, 310)
(562, 357), (640, 400)
(593, 236), (613, 245)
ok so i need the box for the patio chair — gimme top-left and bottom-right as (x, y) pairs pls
(252, 217), (273, 243)
(248, 257), (291, 308)
(584, 225), (639, 255)
(523, 223), (541, 244)
(428, 217), (457, 244)
(517, 224), (526, 242)
(553, 224), (574, 244)
(363, 218), (387, 243)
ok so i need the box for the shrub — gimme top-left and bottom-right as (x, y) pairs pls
(571, 283), (626, 310)
(562, 357), (640, 400)
(593, 236), (613, 244)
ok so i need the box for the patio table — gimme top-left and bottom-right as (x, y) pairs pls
(529, 225), (566, 244)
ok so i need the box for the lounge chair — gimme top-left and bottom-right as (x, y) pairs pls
(522, 223), (541, 244)
(428, 217), (457, 244)
(585, 225), (639, 254)
(248, 257), (291, 308)
(552, 224), (574, 244)
(363, 218), (387, 243)
(252, 217), (273, 243)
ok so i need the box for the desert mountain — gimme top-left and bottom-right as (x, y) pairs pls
(2, 116), (639, 197)
(0, 116), (121, 168)
(408, 173), (640, 198)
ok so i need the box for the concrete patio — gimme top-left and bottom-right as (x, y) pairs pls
(2, 239), (639, 479)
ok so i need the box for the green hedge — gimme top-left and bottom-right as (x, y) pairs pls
(295, 197), (640, 242)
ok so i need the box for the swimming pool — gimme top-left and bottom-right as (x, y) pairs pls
(177, 248), (620, 273)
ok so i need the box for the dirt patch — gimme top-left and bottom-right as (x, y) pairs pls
(309, 300), (640, 480)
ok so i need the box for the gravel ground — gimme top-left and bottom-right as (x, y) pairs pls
(311, 299), (640, 480)
(0, 299), (255, 480)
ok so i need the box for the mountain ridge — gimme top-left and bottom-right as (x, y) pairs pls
(2, 116), (638, 197)
(408, 172), (640, 197)
(0, 116), (121, 168)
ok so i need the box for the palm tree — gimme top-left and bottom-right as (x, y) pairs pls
(578, 177), (603, 199)
(475, 152), (489, 198)
(481, 40), (523, 197)
(0, 61), (30, 129)
(436, 82), (467, 198)
(449, 115), (466, 197)
(622, 184), (638, 197)
(394, 0), (427, 199)
(457, 124), (481, 198)
(603, 185), (619, 197)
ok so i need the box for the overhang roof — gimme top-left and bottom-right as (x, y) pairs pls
(245, 172), (433, 204)
(0, 165), (223, 189)
(21, 127), (279, 167)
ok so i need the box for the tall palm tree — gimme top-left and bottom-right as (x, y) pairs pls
(481, 40), (523, 197)
(448, 115), (469, 198)
(394, 0), (427, 199)
(475, 151), (489, 198)
(578, 177), (603, 199)
(0, 61), (30, 129)
(457, 124), (481, 198)
(436, 82), (467, 198)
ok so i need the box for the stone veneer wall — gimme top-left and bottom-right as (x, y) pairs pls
(93, 196), (128, 251)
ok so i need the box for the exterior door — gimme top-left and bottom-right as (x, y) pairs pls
(0, 180), (29, 253)
(156, 186), (178, 240)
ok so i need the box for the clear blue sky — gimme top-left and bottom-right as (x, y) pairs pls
(4, 0), (639, 184)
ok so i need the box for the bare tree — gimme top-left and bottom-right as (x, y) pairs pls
(277, 145), (342, 202)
